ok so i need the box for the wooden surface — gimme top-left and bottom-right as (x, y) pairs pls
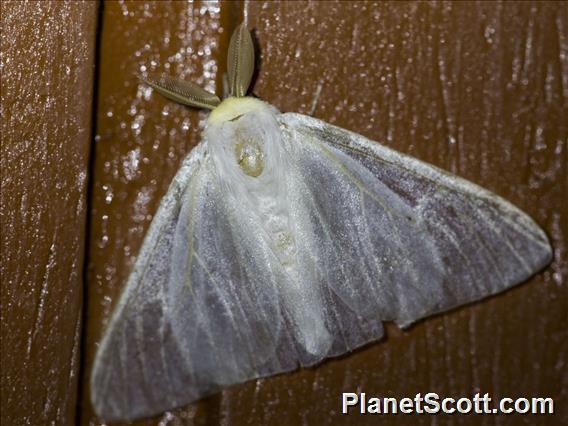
(1, 1), (565, 425)
(1, 1), (98, 425)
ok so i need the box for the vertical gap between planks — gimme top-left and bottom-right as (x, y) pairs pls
(77, 1), (105, 425)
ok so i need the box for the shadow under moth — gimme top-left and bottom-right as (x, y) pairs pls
(91, 23), (552, 422)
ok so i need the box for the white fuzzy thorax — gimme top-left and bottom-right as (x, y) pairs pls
(205, 97), (331, 355)
(205, 97), (294, 264)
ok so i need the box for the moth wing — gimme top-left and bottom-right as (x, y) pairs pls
(90, 143), (282, 422)
(281, 113), (552, 327)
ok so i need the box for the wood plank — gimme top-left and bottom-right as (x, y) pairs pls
(1, 1), (98, 424)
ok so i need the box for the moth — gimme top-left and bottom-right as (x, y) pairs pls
(91, 23), (552, 422)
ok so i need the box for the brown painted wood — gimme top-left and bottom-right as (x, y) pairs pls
(82, 1), (566, 425)
(0, 1), (98, 425)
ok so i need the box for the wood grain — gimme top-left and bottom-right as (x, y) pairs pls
(1, 1), (97, 424)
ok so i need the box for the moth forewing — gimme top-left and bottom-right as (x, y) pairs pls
(279, 112), (552, 327)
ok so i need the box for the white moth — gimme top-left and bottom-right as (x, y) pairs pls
(91, 24), (552, 421)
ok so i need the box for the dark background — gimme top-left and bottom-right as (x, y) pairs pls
(1, 1), (566, 425)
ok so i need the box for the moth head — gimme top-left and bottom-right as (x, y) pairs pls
(207, 97), (276, 178)
(140, 23), (277, 178)
(139, 22), (256, 119)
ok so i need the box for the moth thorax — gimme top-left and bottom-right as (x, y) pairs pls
(234, 136), (264, 177)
